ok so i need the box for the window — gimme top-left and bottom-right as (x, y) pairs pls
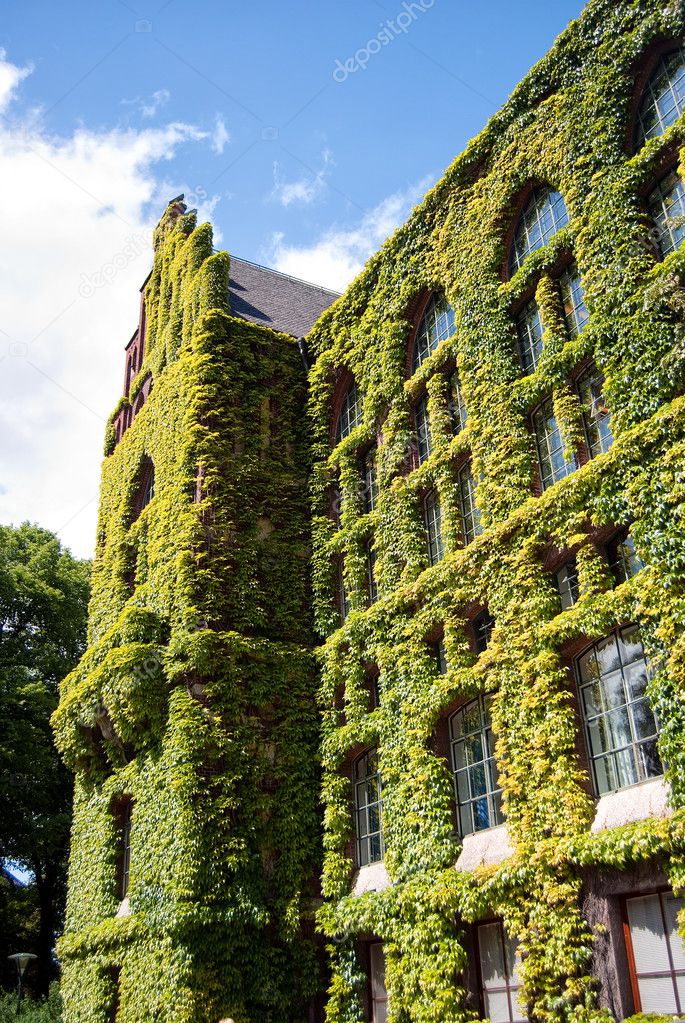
(331, 479), (343, 528)
(107, 967), (121, 1023)
(476, 922), (525, 1023)
(423, 490), (444, 566)
(415, 394), (432, 464)
(336, 380), (363, 443)
(473, 610), (495, 654)
(515, 299), (544, 374)
(367, 540), (378, 604)
(554, 561), (580, 611)
(354, 749), (384, 866)
(457, 463), (482, 544)
(625, 891), (685, 1013)
(577, 366), (613, 457)
(637, 46), (685, 146)
(559, 266), (589, 337)
(532, 398), (576, 490)
(114, 799), (132, 901)
(433, 638), (448, 675)
(363, 447), (378, 513)
(648, 168), (685, 257)
(448, 370), (467, 434)
(369, 943), (389, 1023)
(608, 531), (643, 584)
(510, 186), (569, 275)
(135, 457), (155, 516)
(412, 294), (456, 372)
(338, 562), (349, 623)
(576, 625), (662, 796)
(450, 695), (503, 836)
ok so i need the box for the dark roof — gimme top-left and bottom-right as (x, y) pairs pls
(228, 256), (339, 338)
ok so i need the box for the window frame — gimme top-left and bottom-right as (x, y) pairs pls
(414, 393), (432, 465)
(368, 942), (389, 1023)
(336, 379), (363, 444)
(622, 888), (685, 1014)
(531, 396), (576, 492)
(354, 748), (384, 867)
(474, 919), (526, 1023)
(576, 364), (613, 459)
(515, 297), (544, 375)
(647, 166), (685, 258)
(509, 185), (570, 277)
(423, 489), (444, 567)
(574, 624), (662, 797)
(456, 462), (482, 545)
(450, 694), (504, 838)
(411, 293), (456, 374)
(635, 44), (685, 149)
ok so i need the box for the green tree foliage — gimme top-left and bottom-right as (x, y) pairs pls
(0, 524), (90, 994)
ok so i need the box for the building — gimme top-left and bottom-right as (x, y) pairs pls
(54, 0), (685, 1020)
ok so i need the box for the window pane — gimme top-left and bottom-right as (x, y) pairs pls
(336, 381), (363, 443)
(664, 895), (685, 971)
(510, 186), (570, 274)
(577, 627), (662, 796)
(448, 370), (468, 433)
(533, 398), (575, 490)
(559, 266), (589, 337)
(415, 395), (431, 464)
(577, 366), (613, 457)
(516, 300), (543, 374)
(412, 294), (456, 371)
(638, 47), (685, 145)
(423, 490), (444, 565)
(363, 448), (378, 513)
(457, 463), (482, 544)
(451, 695), (502, 836)
(355, 749), (384, 865)
(648, 169), (685, 258)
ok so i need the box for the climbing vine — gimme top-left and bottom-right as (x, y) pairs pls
(308, 2), (685, 1021)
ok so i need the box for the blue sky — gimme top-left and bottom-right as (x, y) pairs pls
(0, 0), (585, 557)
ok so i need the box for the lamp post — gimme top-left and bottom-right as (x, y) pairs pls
(7, 953), (37, 1016)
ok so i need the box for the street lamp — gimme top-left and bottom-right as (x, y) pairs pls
(7, 954), (37, 1015)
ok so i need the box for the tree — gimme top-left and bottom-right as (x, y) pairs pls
(0, 523), (90, 995)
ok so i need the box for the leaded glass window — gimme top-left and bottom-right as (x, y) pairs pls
(450, 695), (503, 837)
(448, 370), (467, 434)
(576, 625), (662, 796)
(532, 398), (576, 490)
(412, 294), (456, 372)
(648, 169), (685, 257)
(510, 186), (569, 275)
(415, 395), (431, 464)
(637, 46), (685, 146)
(336, 380), (362, 443)
(354, 749), (384, 866)
(559, 266), (589, 337)
(457, 462), (482, 544)
(363, 447), (378, 513)
(515, 299), (543, 374)
(577, 365), (613, 457)
(474, 610), (495, 654)
(423, 490), (444, 566)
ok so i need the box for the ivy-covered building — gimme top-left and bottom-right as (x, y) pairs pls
(55, 0), (685, 1020)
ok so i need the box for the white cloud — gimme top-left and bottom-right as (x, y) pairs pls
(0, 49), (30, 113)
(268, 175), (434, 291)
(270, 149), (333, 208)
(140, 88), (171, 118)
(211, 115), (230, 155)
(0, 53), (213, 559)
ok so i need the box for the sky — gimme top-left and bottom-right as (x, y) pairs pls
(0, 0), (586, 560)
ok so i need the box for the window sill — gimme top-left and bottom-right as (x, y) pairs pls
(455, 824), (513, 872)
(351, 860), (390, 897)
(591, 775), (670, 833)
(115, 897), (131, 919)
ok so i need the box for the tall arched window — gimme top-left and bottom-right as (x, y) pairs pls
(450, 695), (503, 836)
(354, 748), (384, 866)
(636, 45), (685, 147)
(576, 625), (661, 796)
(412, 294), (455, 372)
(648, 168), (685, 257)
(336, 380), (363, 443)
(509, 186), (569, 275)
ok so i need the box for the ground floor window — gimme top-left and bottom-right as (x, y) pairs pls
(625, 891), (685, 1013)
(476, 921), (526, 1022)
(369, 943), (388, 1023)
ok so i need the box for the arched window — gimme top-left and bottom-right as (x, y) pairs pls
(412, 293), (455, 372)
(648, 168), (685, 257)
(509, 186), (569, 275)
(141, 463), (155, 509)
(576, 625), (661, 796)
(134, 457), (155, 519)
(354, 748), (384, 866)
(636, 45), (685, 147)
(336, 380), (362, 443)
(450, 694), (503, 836)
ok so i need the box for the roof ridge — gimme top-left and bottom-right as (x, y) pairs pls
(228, 253), (341, 296)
